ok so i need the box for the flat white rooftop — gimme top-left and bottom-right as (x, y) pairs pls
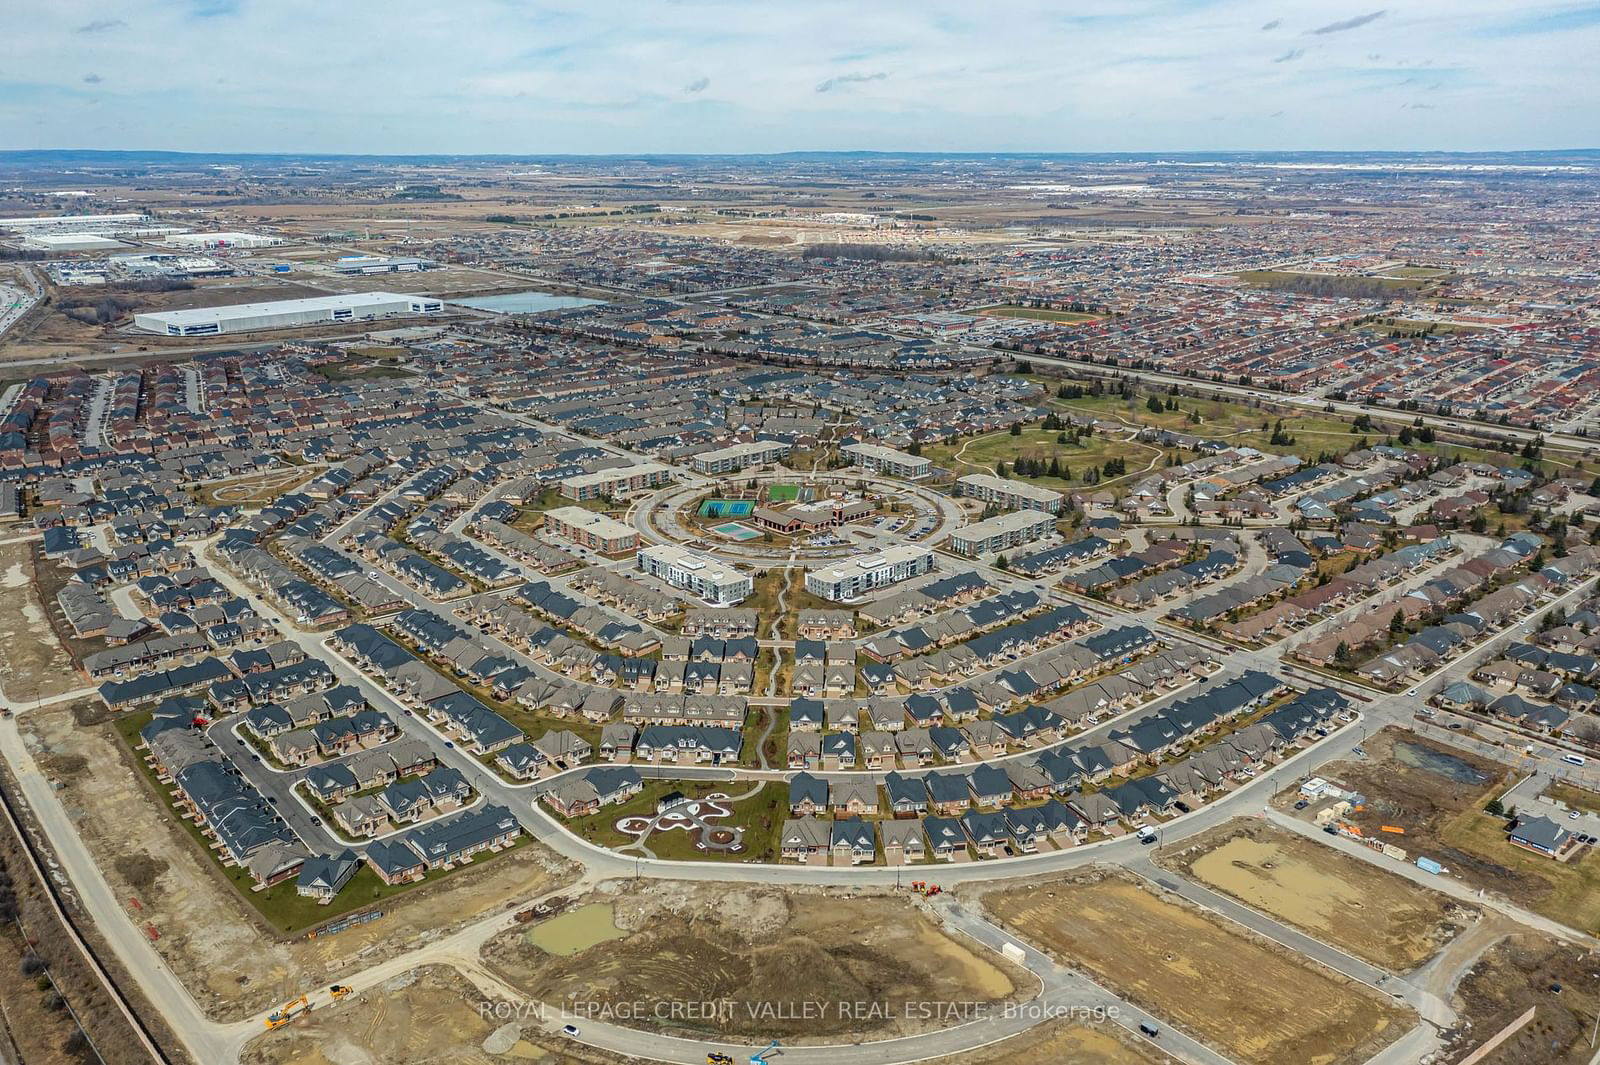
(137, 292), (429, 327)
(639, 543), (745, 583)
(954, 510), (1057, 539)
(0, 212), (147, 229)
(957, 473), (1064, 504)
(543, 506), (636, 540)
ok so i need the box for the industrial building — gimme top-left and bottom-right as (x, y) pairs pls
(132, 292), (443, 337)
(955, 473), (1064, 513)
(541, 506), (639, 556)
(804, 545), (936, 602)
(333, 256), (439, 274)
(22, 233), (128, 252)
(163, 232), (281, 250)
(690, 440), (792, 475)
(0, 213), (183, 240)
(949, 510), (1057, 558)
(1, 212), (148, 231)
(840, 442), (931, 479)
(637, 544), (752, 605)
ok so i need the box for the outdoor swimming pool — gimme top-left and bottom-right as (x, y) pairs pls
(712, 521), (763, 541)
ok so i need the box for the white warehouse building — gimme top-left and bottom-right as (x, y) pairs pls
(133, 292), (443, 336)
(163, 231), (281, 250)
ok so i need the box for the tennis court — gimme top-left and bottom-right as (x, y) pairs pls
(699, 499), (754, 518)
(712, 522), (763, 541)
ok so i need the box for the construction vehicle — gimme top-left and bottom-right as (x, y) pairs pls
(264, 994), (311, 1030)
(329, 984), (353, 1001)
(750, 1039), (780, 1064)
(707, 1054), (735, 1065)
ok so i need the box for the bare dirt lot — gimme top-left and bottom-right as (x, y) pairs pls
(17, 695), (576, 1022)
(1313, 727), (1600, 933)
(1162, 819), (1475, 971)
(983, 870), (1414, 1065)
(0, 540), (88, 701)
(482, 881), (1030, 1042)
(242, 964), (628, 1065)
(1447, 933), (1600, 1065)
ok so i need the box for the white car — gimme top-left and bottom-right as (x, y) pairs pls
(561, 1025), (580, 1038)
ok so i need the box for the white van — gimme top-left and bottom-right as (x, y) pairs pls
(1563, 754), (1587, 767)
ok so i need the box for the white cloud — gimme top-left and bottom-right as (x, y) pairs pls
(0, 0), (1594, 152)
(816, 71), (888, 93)
(1308, 10), (1387, 35)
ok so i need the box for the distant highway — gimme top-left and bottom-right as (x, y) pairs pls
(0, 270), (41, 341)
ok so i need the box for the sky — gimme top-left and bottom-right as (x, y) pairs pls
(3, 0), (1598, 154)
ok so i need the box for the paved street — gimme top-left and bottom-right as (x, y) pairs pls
(1, 400), (1596, 1065)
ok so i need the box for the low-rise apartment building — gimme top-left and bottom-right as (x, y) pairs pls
(949, 510), (1057, 558)
(840, 442), (931, 479)
(560, 463), (672, 501)
(955, 473), (1063, 513)
(542, 506), (640, 556)
(805, 545), (936, 602)
(637, 543), (753, 605)
(690, 440), (791, 475)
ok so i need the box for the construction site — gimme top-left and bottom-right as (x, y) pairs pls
(1161, 818), (1475, 971)
(1290, 727), (1600, 934)
(481, 881), (1029, 1042)
(241, 965), (630, 1065)
(980, 869), (1415, 1065)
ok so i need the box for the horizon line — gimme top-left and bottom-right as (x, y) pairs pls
(4, 147), (1600, 161)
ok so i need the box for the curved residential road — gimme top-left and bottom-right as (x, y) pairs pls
(6, 482), (1595, 1061)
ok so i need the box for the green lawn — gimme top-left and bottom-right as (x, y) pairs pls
(1034, 384), (1366, 451)
(110, 710), (524, 934)
(920, 427), (1162, 490)
(1543, 780), (1600, 817)
(747, 568), (788, 633)
(319, 360), (413, 382)
(510, 487), (620, 527)
(1234, 269), (1444, 295)
(561, 778), (784, 862)
(1385, 265), (1452, 279)
(973, 305), (1102, 324)
(1352, 317), (1486, 336)
(1442, 803), (1600, 935)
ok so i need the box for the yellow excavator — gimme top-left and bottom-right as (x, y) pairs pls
(264, 994), (311, 1030)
